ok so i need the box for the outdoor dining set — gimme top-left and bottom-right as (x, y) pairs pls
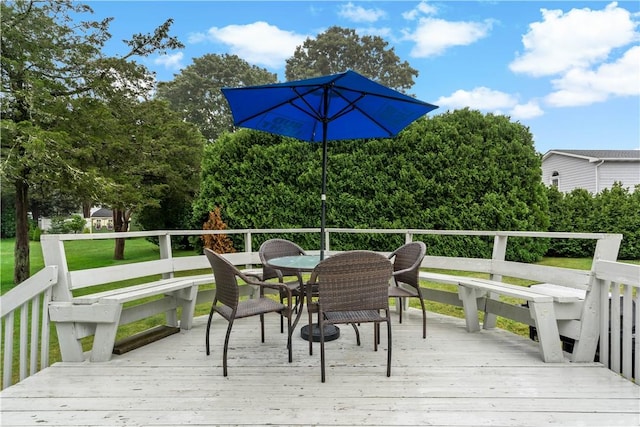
(204, 238), (427, 382)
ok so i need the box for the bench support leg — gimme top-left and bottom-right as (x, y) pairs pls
(90, 304), (123, 362)
(54, 323), (86, 362)
(482, 292), (498, 330)
(177, 286), (198, 330)
(571, 289), (601, 362)
(529, 301), (564, 362)
(458, 286), (481, 332)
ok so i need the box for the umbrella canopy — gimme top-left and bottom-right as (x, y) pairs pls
(222, 70), (438, 258)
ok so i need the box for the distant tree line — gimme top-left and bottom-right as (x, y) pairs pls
(546, 184), (639, 260)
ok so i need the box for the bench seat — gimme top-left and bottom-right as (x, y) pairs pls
(49, 272), (216, 363)
(418, 271), (584, 362)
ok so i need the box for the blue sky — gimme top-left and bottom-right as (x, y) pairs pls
(87, 1), (640, 154)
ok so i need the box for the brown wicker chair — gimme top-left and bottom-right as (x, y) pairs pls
(258, 239), (307, 332)
(387, 241), (427, 338)
(308, 250), (393, 382)
(204, 248), (294, 376)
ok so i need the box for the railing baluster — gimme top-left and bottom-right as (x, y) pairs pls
(3, 311), (14, 389)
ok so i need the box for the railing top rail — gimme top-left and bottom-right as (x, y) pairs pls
(593, 260), (640, 286)
(0, 266), (58, 317)
(39, 228), (622, 242)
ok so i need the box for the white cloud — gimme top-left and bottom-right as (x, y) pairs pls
(510, 101), (544, 119)
(407, 18), (494, 57)
(546, 45), (640, 107)
(353, 26), (393, 39)
(437, 87), (545, 119)
(338, 2), (386, 23)
(402, 1), (438, 21)
(436, 87), (518, 111)
(190, 22), (307, 69)
(154, 52), (184, 71)
(509, 2), (639, 77)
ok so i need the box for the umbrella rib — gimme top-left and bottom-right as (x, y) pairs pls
(233, 86), (324, 127)
(327, 89), (396, 137)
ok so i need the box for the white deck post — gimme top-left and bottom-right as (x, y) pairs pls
(484, 235), (508, 329)
(572, 236), (622, 362)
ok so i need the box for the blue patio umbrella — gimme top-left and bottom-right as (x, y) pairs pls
(222, 70), (438, 259)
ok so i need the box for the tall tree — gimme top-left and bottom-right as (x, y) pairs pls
(73, 98), (204, 259)
(1, 0), (183, 282)
(156, 54), (277, 142)
(285, 26), (418, 92)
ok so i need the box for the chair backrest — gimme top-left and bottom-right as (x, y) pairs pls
(311, 251), (392, 312)
(259, 239), (307, 280)
(204, 248), (240, 309)
(389, 241), (426, 289)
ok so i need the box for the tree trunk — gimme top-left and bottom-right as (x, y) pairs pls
(112, 208), (128, 260)
(82, 201), (91, 218)
(14, 180), (30, 284)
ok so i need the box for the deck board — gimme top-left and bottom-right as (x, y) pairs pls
(1, 310), (638, 426)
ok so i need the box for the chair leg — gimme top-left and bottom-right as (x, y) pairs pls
(280, 294), (285, 333)
(398, 297), (403, 324)
(205, 305), (216, 355)
(374, 322), (378, 351)
(308, 307), (314, 355)
(320, 317), (326, 383)
(419, 297), (427, 339)
(350, 323), (361, 346)
(222, 319), (234, 377)
(287, 310), (293, 363)
(260, 313), (265, 343)
(386, 318), (392, 377)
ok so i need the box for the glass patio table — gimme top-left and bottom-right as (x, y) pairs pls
(267, 255), (340, 342)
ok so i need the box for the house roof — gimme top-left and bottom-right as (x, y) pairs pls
(542, 149), (640, 162)
(90, 208), (113, 218)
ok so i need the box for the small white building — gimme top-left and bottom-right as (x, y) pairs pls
(90, 207), (113, 231)
(541, 150), (640, 194)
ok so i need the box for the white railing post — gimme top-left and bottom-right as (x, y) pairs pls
(244, 231), (253, 269)
(158, 233), (173, 279)
(572, 235), (623, 362)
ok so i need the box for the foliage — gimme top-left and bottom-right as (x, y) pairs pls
(0, 0), (183, 281)
(28, 223), (42, 242)
(156, 54), (277, 142)
(0, 190), (16, 238)
(194, 109), (550, 261)
(285, 26), (418, 93)
(547, 183), (640, 259)
(67, 215), (87, 234)
(201, 208), (236, 254)
(48, 215), (86, 234)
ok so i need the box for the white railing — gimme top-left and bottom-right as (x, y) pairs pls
(4, 228), (635, 388)
(592, 260), (639, 384)
(1, 266), (58, 389)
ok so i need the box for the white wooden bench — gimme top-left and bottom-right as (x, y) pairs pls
(418, 272), (574, 362)
(41, 234), (261, 362)
(413, 234), (622, 363)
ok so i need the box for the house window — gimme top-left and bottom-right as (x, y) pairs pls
(551, 171), (559, 188)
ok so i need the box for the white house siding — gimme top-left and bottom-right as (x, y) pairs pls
(597, 162), (640, 192)
(542, 154), (597, 193)
(542, 150), (640, 194)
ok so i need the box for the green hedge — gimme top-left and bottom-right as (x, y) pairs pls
(547, 183), (639, 259)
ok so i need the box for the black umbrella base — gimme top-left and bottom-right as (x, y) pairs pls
(300, 324), (340, 342)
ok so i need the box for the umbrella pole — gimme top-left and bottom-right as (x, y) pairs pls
(320, 134), (328, 260)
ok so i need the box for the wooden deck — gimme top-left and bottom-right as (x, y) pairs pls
(1, 309), (638, 426)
